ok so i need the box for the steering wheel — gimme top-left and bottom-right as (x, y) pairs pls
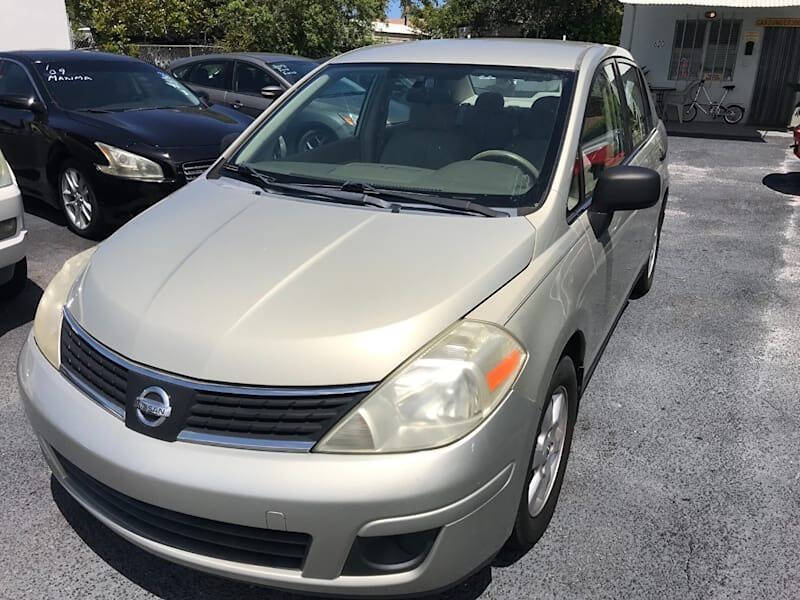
(470, 150), (540, 180)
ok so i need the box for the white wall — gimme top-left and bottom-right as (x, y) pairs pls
(0, 0), (72, 51)
(620, 4), (800, 122)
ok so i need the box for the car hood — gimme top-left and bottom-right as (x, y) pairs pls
(68, 105), (250, 148)
(68, 177), (535, 386)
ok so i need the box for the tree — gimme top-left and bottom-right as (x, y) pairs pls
(410, 0), (623, 45)
(65, 0), (386, 57)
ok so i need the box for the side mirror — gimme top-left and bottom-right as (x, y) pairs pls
(591, 166), (661, 212)
(220, 132), (239, 153)
(0, 95), (44, 113)
(261, 85), (284, 99)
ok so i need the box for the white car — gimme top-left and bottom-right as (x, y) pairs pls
(0, 149), (26, 299)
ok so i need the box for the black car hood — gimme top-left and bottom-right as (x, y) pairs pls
(68, 104), (251, 149)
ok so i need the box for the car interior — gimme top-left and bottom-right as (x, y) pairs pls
(235, 65), (572, 206)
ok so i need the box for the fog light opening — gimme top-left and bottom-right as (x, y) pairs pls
(342, 529), (440, 576)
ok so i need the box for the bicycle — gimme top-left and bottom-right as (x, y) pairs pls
(682, 79), (745, 124)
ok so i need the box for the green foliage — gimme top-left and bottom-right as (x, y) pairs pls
(65, 0), (386, 57)
(410, 0), (623, 45)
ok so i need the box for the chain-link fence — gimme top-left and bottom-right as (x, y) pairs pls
(131, 44), (224, 69)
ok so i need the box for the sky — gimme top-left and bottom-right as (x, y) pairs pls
(387, 0), (403, 19)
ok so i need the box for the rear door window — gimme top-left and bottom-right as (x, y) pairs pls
(189, 61), (229, 90)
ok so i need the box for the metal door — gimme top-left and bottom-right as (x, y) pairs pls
(749, 27), (800, 126)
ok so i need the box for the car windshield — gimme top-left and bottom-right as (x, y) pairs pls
(270, 60), (317, 84)
(34, 60), (200, 111)
(230, 63), (573, 211)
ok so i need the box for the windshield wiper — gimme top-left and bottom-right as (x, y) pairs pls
(222, 163), (402, 212)
(340, 181), (507, 218)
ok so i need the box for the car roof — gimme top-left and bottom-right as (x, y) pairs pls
(172, 52), (314, 65)
(329, 38), (628, 71)
(0, 50), (145, 64)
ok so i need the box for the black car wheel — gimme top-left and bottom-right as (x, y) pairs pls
(505, 355), (578, 551)
(59, 160), (105, 238)
(0, 257), (27, 299)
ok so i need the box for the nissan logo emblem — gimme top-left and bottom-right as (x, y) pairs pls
(135, 386), (172, 427)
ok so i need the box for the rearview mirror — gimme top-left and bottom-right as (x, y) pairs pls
(261, 85), (284, 99)
(0, 95), (44, 113)
(591, 166), (661, 213)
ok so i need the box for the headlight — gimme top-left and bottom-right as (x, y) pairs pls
(0, 149), (13, 188)
(316, 320), (526, 454)
(33, 247), (97, 368)
(95, 142), (164, 181)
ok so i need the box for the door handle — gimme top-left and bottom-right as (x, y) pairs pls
(232, 101), (243, 109)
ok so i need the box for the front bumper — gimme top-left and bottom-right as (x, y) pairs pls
(18, 333), (537, 596)
(0, 184), (26, 276)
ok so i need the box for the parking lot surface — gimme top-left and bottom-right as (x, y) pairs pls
(1, 135), (799, 600)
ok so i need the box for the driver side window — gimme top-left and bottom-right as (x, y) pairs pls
(0, 61), (35, 97)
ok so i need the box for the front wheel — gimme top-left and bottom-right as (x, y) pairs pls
(682, 104), (698, 122)
(505, 355), (578, 551)
(59, 160), (105, 238)
(723, 104), (745, 124)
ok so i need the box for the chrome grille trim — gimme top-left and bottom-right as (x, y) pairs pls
(181, 160), (214, 181)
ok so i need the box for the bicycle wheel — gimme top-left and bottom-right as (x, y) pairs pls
(723, 104), (745, 124)
(682, 104), (698, 122)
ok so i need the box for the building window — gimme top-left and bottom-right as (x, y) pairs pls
(668, 18), (742, 81)
(669, 20), (707, 80)
(703, 19), (742, 81)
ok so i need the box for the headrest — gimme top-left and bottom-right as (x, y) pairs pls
(475, 92), (504, 112)
(406, 87), (453, 105)
(521, 96), (561, 138)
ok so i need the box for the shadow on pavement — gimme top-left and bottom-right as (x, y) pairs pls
(763, 172), (800, 196)
(0, 279), (43, 337)
(22, 195), (68, 228)
(51, 477), (493, 600)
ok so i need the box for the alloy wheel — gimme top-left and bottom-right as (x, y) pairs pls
(61, 168), (93, 230)
(527, 385), (569, 517)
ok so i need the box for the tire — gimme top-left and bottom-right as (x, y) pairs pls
(723, 104), (745, 125)
(0, 257), (27, 299)
(296, 125), (336, 153)
(505, 355), (578, 551)
(630, 203), (665, 299)
(682, 104), (697, 122)
(58, 160), (105, 238)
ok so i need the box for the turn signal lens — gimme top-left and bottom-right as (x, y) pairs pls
(316, 321), (527, 454)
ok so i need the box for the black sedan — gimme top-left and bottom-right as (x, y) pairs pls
(0, 51), (252, 237)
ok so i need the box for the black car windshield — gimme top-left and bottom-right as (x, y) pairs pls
(34, 60), (200, 111)
(270, 60), (317, 84)
(230, 63), (574, 211)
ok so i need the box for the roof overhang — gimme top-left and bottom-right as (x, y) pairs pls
(620, 0), (800, 6)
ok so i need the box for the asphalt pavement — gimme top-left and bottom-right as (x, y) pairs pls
(1, 134), (799, 600)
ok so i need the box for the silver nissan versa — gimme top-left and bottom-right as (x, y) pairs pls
(19, 39), (668, 596)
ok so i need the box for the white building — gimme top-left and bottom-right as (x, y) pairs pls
(372, 18), (425, 43)
(1, 0), (72, 51)
(620, 0), (800, 126)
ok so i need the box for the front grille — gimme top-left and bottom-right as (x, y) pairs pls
(181, 160), (214, 181)
(186, 390), (366, 441)
(59, 312), (373, 448)
(55, 450), (311, 569)
(61, 318), (128, 416)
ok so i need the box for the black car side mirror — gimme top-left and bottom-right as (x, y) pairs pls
(0, 94), (45, 113)
(261, 86), (284, 99)
(591, 166), (661, 213)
